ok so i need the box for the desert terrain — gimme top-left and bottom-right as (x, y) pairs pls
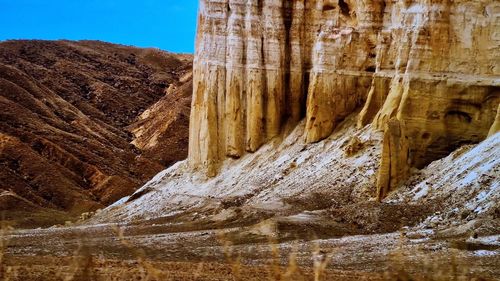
(0, 0), (499, 280)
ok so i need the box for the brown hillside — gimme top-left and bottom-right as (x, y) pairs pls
(0, 40), (192, 227)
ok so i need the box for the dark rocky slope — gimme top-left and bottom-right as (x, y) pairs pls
(0, 40), (192, 227)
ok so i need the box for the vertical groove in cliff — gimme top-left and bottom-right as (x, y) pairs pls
(225, 0), (245, 158)
(245, 1), (264, 152)
(282, 0), (292, 124)
(263, 1), (286, 139)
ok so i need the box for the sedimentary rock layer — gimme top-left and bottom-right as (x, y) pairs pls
(361, 1), (500, 198)
(189, 0), (500, 196)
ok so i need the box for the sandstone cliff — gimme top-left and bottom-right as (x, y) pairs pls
(189, 0), (500, 197)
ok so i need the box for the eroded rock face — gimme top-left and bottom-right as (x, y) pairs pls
(360, 1), (500, 198)
(189, 0), (500, 196)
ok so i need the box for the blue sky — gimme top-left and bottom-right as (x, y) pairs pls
(0, 0), (198, 53)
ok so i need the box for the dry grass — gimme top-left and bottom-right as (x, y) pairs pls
(382, 233), (492, 281)
(113, 226), (164, 280)
(0, 225), (495, 281)
(0, 217), (16, 280)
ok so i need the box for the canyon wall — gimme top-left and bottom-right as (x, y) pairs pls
(189, 0), (500, 196)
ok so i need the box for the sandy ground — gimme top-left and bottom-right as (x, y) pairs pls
(2, 221), (499, 280)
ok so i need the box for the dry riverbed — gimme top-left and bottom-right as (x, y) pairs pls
(2, 221), (499, 280)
